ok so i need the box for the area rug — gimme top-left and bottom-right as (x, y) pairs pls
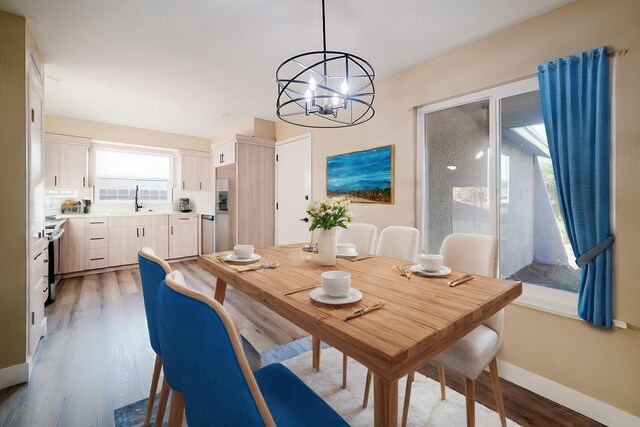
(115, 337), (518, 426)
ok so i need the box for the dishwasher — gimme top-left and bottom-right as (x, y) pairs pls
(201, 214), (215, 254)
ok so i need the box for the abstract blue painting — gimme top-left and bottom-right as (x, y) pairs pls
(326, 145), (394, 203)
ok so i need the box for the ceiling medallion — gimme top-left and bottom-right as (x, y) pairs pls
(276, 0), (375, 128)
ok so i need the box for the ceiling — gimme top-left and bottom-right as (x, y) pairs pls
(0, 0), (570, 138)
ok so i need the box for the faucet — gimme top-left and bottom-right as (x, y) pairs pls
(134, 185), (143, 212)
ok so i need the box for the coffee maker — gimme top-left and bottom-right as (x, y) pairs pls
(178, 198), (192, 212)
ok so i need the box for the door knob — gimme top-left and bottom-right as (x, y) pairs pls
(299, 218), (309, 223)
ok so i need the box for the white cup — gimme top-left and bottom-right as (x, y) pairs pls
(336, 243), (357, 256)
(321, 271), (351, 297)
(419, 254), (444, 272)
(233, 245), (254, 259)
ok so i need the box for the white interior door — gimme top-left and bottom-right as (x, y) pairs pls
(276, 134), (312, 244)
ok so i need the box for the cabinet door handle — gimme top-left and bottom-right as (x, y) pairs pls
(171, 226), (174, 235)
(34, 252), (42, 261)
(182, 181), (185, 190)
(142, 227), (145, 237)
(199, 182), (202, 190)
(136, 228), (139, 238)
(54, 175), (57, 186)
(221, 153), (224, 163)
(83, 177), (86, 187)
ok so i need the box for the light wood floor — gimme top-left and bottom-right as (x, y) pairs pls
(0, 260), (602, 426)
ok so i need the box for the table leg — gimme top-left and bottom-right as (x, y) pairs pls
(374, 374), (398, 427)
(312, 336), (321, 371)
(214, 277), (228, 304)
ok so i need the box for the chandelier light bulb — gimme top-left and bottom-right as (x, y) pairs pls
(309, 76), (318, 91)
(305, 89), (312, 102)
(340, 80), (349, 94)
(332, 95), (340, 106)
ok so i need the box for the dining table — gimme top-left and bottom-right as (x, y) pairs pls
(197, 244), (522, 427)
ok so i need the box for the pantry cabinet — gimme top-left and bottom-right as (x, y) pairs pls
(44, 133), (90, 189)
(175, 151), (211, 191)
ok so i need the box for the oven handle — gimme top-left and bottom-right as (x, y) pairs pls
(49, 228), (65, 242)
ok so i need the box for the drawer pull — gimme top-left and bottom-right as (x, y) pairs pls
(90, 221), (104, 225)
(179, 218), (190, 221)
(90, 237), (104, 241)
(90, 257), (105, 261)
(34, 252), (42, 261)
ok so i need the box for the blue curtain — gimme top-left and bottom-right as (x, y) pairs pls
(538, 46), (614, 328)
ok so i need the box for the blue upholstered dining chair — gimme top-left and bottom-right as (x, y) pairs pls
(138, 247), (173, 427)
(157, 270), (349, 427)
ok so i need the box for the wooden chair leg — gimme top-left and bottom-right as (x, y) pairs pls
(464, 377), (475, 427)
(342, 353), (348, 389)
(362, 369), (373, 408)
(438, 365), (447, 400)
(144, 355), (163, 426)
(155, 379), (170, 427)
(168, 390), (184, 427)
(489, 357), (507, 427)
(312, 336), (321, 371)
(401, 371), (415, 427)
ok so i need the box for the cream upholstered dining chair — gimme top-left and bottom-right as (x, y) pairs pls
(360, 226), (420, 407)
(375, 226), (420, 262)
(337, 223), (378, 254)
(400, 233), (505, 427)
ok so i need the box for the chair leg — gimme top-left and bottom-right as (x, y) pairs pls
(155, 379), (170, 427)
(489, 357), (507, 427)
(401, 371), (415, 427)
(464, 377), (475, 427)
(362, 369), (373, 408)
(168, 390), (184, 427)
(144, 355), (163, 426)
(312, 336), (321, 371)
(342, 353), (348, 389)
(438, 365), (446, 400)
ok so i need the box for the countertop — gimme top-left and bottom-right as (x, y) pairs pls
(57, 211), (202, 218)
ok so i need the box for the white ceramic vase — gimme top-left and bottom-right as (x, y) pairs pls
(317, 228), (337, 266)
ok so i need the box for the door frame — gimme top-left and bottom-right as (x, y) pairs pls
(275, 133), (312, 245)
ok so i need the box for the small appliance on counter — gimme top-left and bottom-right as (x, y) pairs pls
(82, 199), (92, 214)
(60, 199), (81, 213)
(179, 198), (192, 212)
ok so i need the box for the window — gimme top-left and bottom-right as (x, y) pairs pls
(94, 148), (172, 202)
(417, 78), (582, 315)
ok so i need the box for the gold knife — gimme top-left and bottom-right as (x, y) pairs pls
(448, 274), (473, 287)
(343, 302), (385, 321)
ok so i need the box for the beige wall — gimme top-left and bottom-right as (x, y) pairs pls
(45, 115), (211, 151)
(276, 0), (640, 416)
(0, 12), (28, 370)
(211, 117), (276, 146)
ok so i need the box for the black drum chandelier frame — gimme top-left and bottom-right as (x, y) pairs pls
(276, 0), (375, 128)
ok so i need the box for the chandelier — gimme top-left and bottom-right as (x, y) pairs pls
(276, 0), (375, 128)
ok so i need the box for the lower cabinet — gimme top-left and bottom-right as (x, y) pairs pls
(141, 224), (169, 260)
(60, 218), (85, 274)
(109, 224), (169, 267)
(169, 213), (199, 259)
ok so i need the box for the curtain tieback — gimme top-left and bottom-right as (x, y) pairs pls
(576, 235), (615, 267)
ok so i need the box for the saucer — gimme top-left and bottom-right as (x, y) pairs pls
(336, 252), (359, 259)
(309, 287), (363, 305)
(224, 253), (261, 263)
(409, 265), (452, 277)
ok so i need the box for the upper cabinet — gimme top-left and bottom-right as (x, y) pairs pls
(44, 133), (90, 189)
(212, 141), (236, 168)
(175, 151), (211, 191)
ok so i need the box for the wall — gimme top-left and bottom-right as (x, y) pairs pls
(210, 117), (276, 147)
(276, 0), (640, 417)
(45, 115), (211, 152)
(0, 12), (27, 370)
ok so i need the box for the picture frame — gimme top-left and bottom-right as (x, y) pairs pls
(326, 144), (394, 204)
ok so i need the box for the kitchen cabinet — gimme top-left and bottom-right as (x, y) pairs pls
(108, 215), (169, 267)
(169, 213), (199, 259)
(60, 218), (85, 274)
(175, 151), (211, 191)
(44, 133), (90, 189)
(28, 241), (47, 358)
(212, 141), (235, 168)
(85, 217), (109, 269)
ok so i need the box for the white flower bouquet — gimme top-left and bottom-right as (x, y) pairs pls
(305, 196), (352, 231)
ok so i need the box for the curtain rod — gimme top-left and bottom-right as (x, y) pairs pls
(410, 48), (629, 111)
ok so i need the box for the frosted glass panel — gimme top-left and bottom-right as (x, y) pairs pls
(425, 100), (490, 253)
(499, 91), (579, 292)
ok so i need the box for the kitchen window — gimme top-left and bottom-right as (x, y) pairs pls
(417, 78), (586, 317)
(93, 147), (172, 202)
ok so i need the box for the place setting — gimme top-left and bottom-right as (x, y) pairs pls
(395, 253), (475, 287)
(215, 245), (279, 272)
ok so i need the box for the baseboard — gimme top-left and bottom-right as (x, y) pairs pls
(61, 256), (197, 279)
(497, 359), (640, 427)
(0, 361), (30, 390)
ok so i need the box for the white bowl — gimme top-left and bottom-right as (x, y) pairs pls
(336, 243), (357, 256)
(419, 254), (444, 272)
(233, 244), (254, 259)
(321, 271), (351, 297)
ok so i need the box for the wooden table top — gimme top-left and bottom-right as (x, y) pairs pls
(197, 244), (522, 382)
